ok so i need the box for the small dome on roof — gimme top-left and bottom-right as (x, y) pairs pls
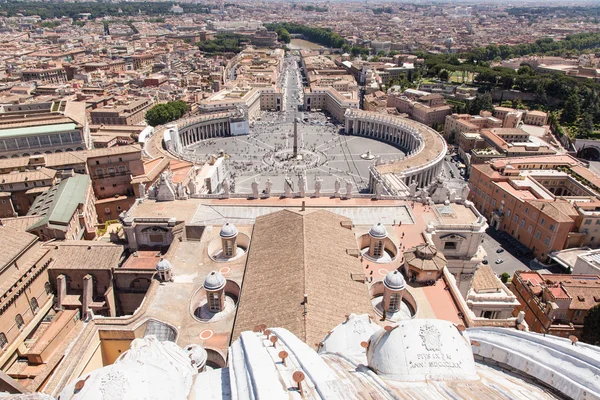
(220, 223), (238, 238)
(204, 271), (226, 291)
(156, 258), (173, 271)
(384, 270), (406, 291)
(185, 344), (207, 369)
(369, 223), (387, 239)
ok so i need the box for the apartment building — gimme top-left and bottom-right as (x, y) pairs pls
(0, 226), (55, 382)
(26, 174), (97, 241)
(86, 146), (145, 199)
(492, 107), (548, 127)
(511, 270), (600, 338)
(469, 155), (600, 261)
(0, 168), (57, 217)
(387, 90), (451, 127)
(21, 67), (68, 84)
(197, 86), (282, 119)
(304, 86), (359, 122)
(90, 98), (153, 126)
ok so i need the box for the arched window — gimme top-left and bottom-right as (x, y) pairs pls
(45, 282), (52, 295)
(0, 333), (7, 348)
(30, 297), (39, 313)
(15, 314), (24, 329)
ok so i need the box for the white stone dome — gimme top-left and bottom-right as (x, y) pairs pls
(369, 222), (387, 239)
(58, 336), (197, 400)
(220, 222), (238, 238)
(383, 270), (406, 291)
(156, 258), (172, 272)
(204, 270), (226, 291)
(319, 314), (380, 363)
(185, 344), (207, 370)
(366, 319), (477, 381)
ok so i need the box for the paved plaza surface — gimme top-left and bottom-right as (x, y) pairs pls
(183, 53), (406, 194)
(188, 120), (405, 194)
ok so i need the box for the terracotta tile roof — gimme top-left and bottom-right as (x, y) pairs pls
(0, 167), (56, 184)
(562, 284), (600, 310)
(472, 265), (504, 292)
(232, 209), (373, 348)
(404, 243), (447, 271)
(0, 225), (37, 270)
(0, 215), (42, 232)
(48, 241), (124, 270)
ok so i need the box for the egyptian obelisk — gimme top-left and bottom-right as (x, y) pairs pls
(293, 114), (298, 158)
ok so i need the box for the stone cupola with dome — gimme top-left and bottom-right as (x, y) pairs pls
(368, 223), (387, 259)
(219, 222), (238, 258)
(203, 271), (226, 312)
(383, 270), (406, 313)
(155, 258), (173, 282)
(403, 243), (447, 283)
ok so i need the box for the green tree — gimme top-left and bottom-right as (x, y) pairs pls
(581, 303), (600, 346)
(145, 101), (189, 127)
(439, 69), (450, 81)
(501, 272), (510, 283)
(562, 92), (581, 124)
(578, 112), (595, 137)
(275, 28), (291, 44)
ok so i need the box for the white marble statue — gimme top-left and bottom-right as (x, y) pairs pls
(176, 182), (188, 199)
(461, 184), (470, 200)
(251, 178), (260, 199)
(188, 180), (197, 196)
(222, 179), (230, 198)
(265, 178), (272, 198)
(156, 172), (176, 202)
(334, 178), (341, 197)
(298, 174), (306, 198)
(138, 183), (146, 198)
(345, 179), (352, 199)
(314, 176), (323, 198)
(284, 176), (293, 197)
(449, 190), (456, 202)
(409, 181), (418, 197)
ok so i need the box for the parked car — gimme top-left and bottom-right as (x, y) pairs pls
(482, 259), (489, 265)
(496, 248), (505, 253)
(495, 259), (504, 264)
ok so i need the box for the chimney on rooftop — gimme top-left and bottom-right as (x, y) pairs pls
(301, 201), (305, 211)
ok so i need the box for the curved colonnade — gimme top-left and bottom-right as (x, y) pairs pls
(164, 112), (238, 156)
(179, 113), (232, 147)
(344, 109), (447, 193)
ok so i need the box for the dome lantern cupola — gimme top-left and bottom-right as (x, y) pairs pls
(383, 270), (406, 312)
(204, 271), (226, 312)
(220, 223), (238, 258)
(156, 258), (173, 282)
(368, 223), (387, 258)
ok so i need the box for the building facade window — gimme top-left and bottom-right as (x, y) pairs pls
(15, 314), (24, 329)
(45, 282), (52, 294)
(0, 333), (7, 348)
(388, 293), (400, 312)
(208, 293), (220, 312)
(30, 297), (39, 313)
(373, 240), (383, 257)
